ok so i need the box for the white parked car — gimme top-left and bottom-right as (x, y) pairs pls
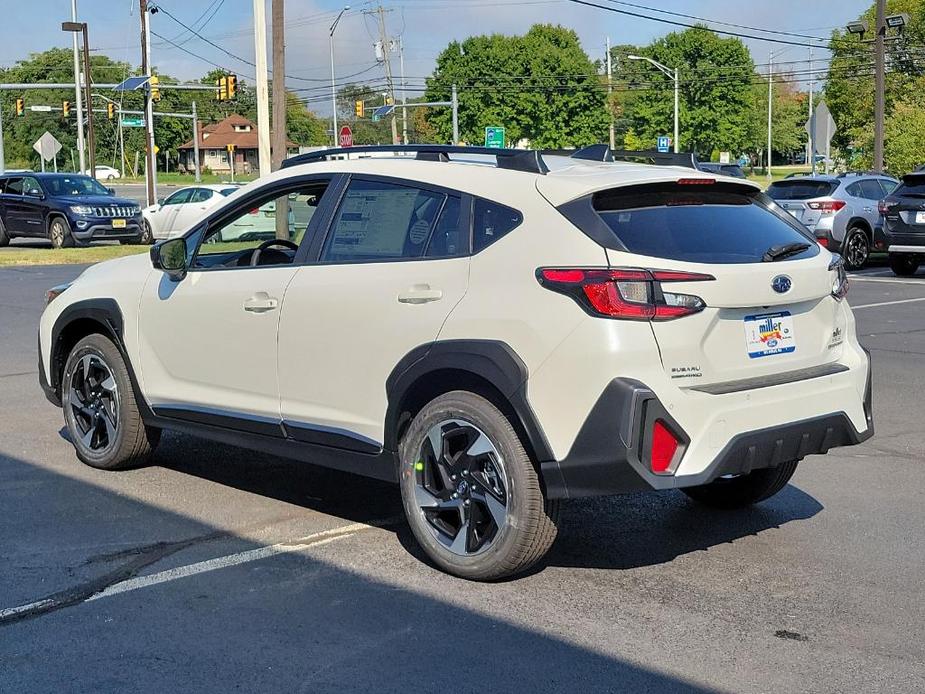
(85, 165), (122, 181)
(143, 184), (240, 242)
(38, 145), (873, 580)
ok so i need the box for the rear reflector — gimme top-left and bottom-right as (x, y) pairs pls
(817, 236), (829, 248)
(537, 268), (713, 321)
(651, 420), (679, 474)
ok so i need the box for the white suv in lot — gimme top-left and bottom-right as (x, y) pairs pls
(38, 145), (873, 580)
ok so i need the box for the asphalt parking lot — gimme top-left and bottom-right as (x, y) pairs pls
(1, 262), (923, 693)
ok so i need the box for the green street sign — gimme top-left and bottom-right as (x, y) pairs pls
(121, 116), (145, 128)
(484, 126), (505, 149)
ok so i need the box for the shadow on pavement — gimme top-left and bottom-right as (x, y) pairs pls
(154, 430), (823, 574)
(0, 448), (722, 693)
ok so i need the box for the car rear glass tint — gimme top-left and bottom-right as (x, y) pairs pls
(766, 180), (838, 200)
(592, 184), (817, 264)
(473, 198), (522, 252)
(896, 176), (925, 197)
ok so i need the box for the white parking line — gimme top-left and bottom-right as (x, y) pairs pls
(87, 523), (373, 602)
(850, 276), (925, 285)
(850, 297), (925, 309)
(0, 522), (376, 620)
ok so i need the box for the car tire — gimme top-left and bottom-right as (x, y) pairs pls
(681, 459), (798, 509)
(140, 220), (154, 244)
(61, 333), (160, 470)
(398, 390), (560, 581)
(0, 216), (9, 247)
(889, 253), (919, 277)
(49, 216), (76, 249)
(842, 226), (870, 270)
(107, 174), (116, 181)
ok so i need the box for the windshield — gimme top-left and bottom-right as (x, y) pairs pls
(766, 180), (838, 200)
(43, 175), (111, 197)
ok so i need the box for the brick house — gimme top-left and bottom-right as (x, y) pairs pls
(178, 114), (295, 175)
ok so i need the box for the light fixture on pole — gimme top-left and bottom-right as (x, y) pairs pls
(627, 55), (679, 153)
(330, 6), (350, 146)
(62, 20), (95, 177)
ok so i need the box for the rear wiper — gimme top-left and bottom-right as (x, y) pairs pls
(763, 242), (811, 262)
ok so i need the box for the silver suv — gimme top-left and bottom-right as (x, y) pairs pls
(767, 174), (898, 270)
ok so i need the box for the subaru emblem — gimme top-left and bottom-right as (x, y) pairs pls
(771, 275), (792, 294)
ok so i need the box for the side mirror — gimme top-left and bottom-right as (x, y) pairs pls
(107, 187), (115, 195)
(27, 189), (43, 198)
(157, 197), (165, 206)
(150, 237), (187, 281)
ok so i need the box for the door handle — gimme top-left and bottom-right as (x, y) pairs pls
(243, 292), (279, 313)
(863, 207), (873, 213)
(397, 285), (443, 304)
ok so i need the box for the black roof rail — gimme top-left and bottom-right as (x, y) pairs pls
(280, 145), (549, 175)
(542, 146), (700, 170)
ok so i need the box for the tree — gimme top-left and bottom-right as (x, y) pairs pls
(745, 74), (808, 166)
(826, 0), (925, 171)
(424, 25), (607, 148)
(622, 27), (754, 155)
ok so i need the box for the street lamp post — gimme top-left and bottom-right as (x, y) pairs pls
(628, 55), (679, 153)
(62, 20), (95, 177)
(329, 6), (350, 146)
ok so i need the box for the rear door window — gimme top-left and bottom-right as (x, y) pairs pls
(425, 195), (465, 257)
(859, 180), (886, 200)
(766, 180), (838, 200)
(321, 179), (445, 262)
(591, 183), (817, 264)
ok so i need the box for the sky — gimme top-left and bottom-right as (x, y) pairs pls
(0, 0), (874, 116)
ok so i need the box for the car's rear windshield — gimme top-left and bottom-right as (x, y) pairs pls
(591, 183), (817, 264)
(766, 180), (838, 200)
(896, 175), (925, 197)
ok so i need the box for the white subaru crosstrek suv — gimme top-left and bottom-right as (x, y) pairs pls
(38, 145), (873, 580)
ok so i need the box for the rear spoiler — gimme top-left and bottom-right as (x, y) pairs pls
(543, 145), (700, 170)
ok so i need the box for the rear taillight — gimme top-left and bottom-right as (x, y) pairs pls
(650, 419), (680, 474)
(878, 199), (895, 215)
(816, 236), (829, 248)
(829, 255), (849, 301)
(807, 200), (846, 214)
(537, 267), (713, 321)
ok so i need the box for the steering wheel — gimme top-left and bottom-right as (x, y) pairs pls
(250, 238), (298, 267)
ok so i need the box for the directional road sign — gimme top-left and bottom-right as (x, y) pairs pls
(121, 116), (145, 127)
(484, 127), (505, 149)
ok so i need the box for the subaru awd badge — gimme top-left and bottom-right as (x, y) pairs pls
(771, 275), (792, 294)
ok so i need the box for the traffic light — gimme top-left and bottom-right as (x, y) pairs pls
(216, 76), (228, 101)
(62, 100), (70, 117)
(149, 75), (160, 101)
(384, 95), (394, 105)
(226, 74), (237, 99)
(15, 98), (23, 116)
(355, 100), (364, 118)
(107, 102), (115, 120)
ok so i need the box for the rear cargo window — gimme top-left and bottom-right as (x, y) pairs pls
(591, 184), (817, 264)
(896, 176), (925, 197)
(766, 180), (838, 200)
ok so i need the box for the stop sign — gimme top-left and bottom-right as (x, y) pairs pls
(339, 125), (353, 148)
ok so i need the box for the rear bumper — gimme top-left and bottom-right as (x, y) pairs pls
(541, 356), (873, 500)
(888, 245), (925, 254)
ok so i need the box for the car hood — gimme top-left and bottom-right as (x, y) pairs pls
(57, 195), (139, 207)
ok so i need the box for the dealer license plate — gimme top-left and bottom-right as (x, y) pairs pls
(744, 311), (796, 359)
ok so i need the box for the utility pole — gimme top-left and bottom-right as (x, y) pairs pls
(370, 5), (399, 145)
(808, 46), (815, 175)
(767, 51), (773, 181)
(451, 84), (458, 145)
(253, 0), (272, 176)
(606, 37), (614, 151)
(329, 6), (349, 147)
(71, 0), (86, 173)
(400, 36), (408, 144)
(191, 100), (200, 183)
(271, 0), (288, 241)
(873, 0), (886, 172)
(79, 23), (95, 178)
(139, 0), (156, 206)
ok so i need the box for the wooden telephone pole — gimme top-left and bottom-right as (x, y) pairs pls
(271, 0), (288, 240)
